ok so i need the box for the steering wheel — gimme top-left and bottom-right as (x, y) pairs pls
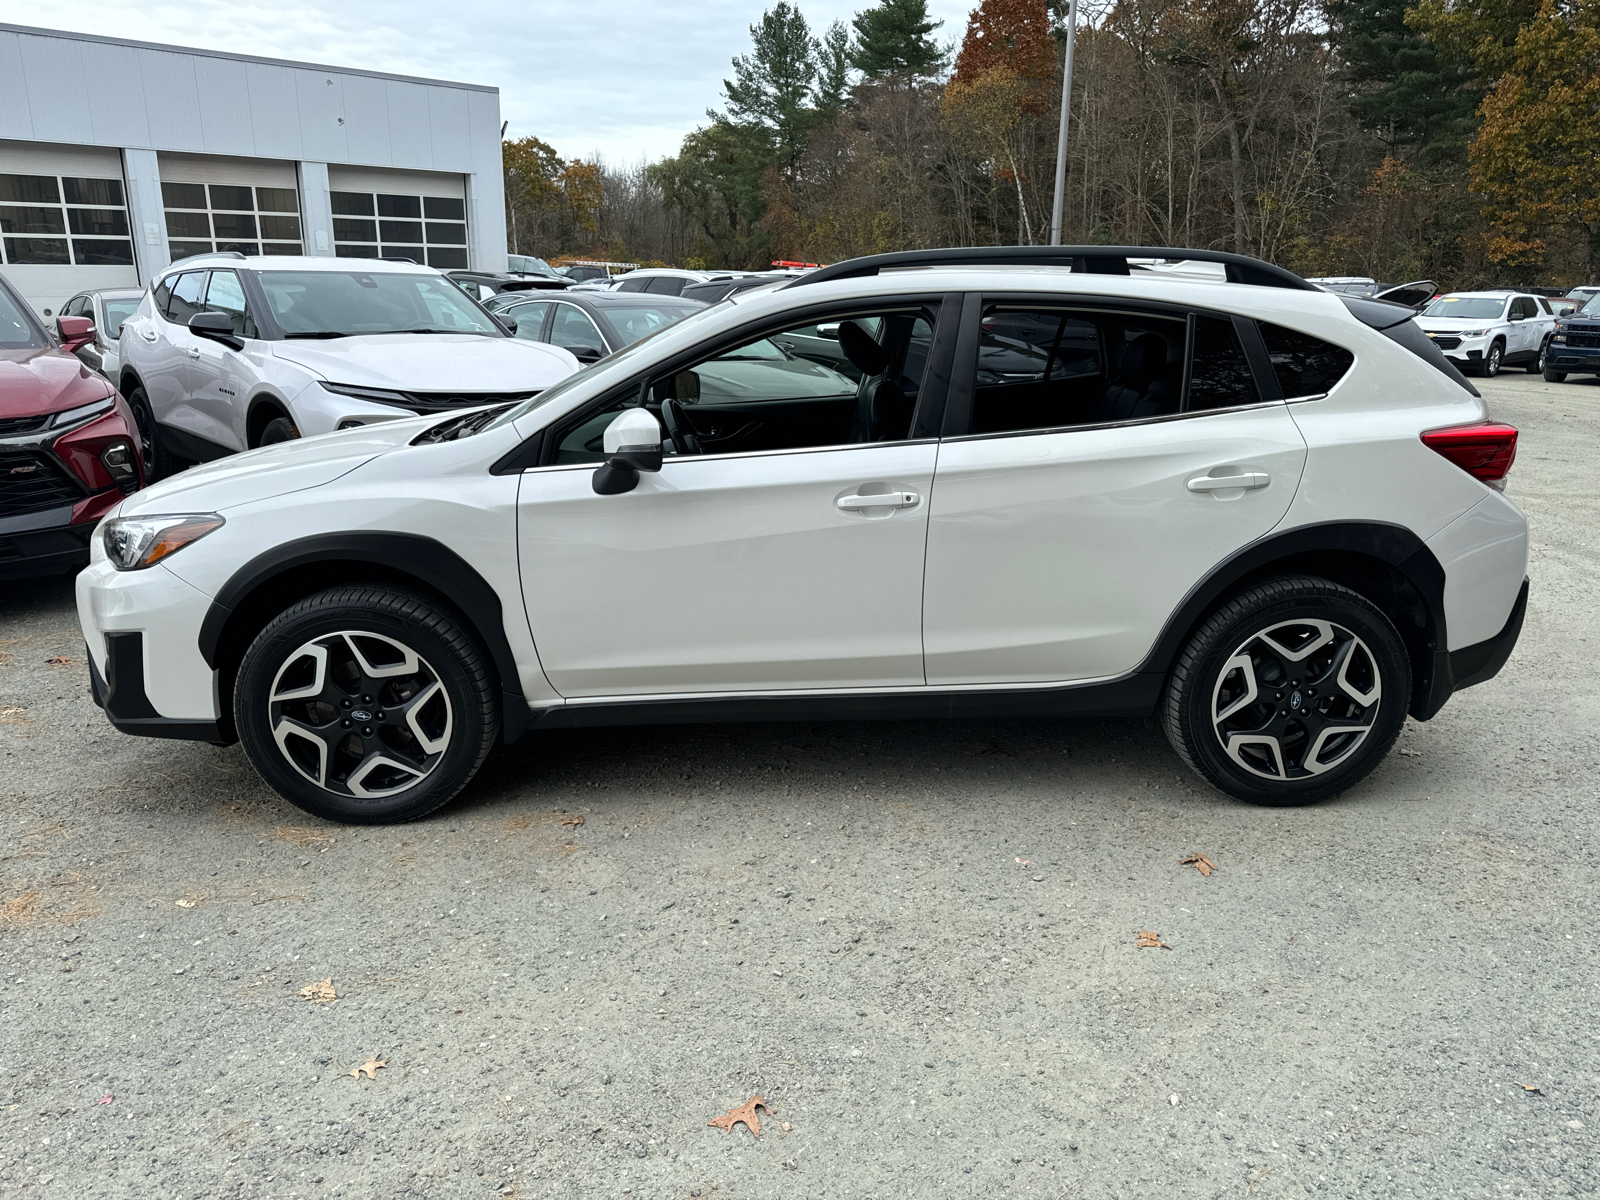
(660, 398), (703, 455)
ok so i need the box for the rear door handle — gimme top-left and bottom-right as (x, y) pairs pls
(1187, 471), (1270, 493)
(837, 491), (920, 511)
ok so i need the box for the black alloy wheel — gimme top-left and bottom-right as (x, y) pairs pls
(235, 585), (498, 823)
(1162, 577), (1410, 806)
(124, 385), (173, 480)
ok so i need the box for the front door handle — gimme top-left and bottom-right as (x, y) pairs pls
(837, 490), (920, 511)
(1187, 471), (1270, 493)
(185, 346), (200, 359)
(139, 329), (157, 342)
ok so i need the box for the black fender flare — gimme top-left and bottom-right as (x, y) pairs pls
(1132, 520), (1452, 719)
(197, 531), (528, 740)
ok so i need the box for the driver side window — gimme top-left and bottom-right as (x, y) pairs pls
(549, 306), (938, 465)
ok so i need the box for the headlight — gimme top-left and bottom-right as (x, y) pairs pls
(102, 514), (224, 570)
(52, 395), (115, 427)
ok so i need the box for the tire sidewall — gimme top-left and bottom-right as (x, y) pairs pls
(1175, 590), (1410, 806)
(259, 416), (300, 446)
(1484, 342), (1502, 377)
(126, 386), (171, 480)
(235, 597), (492, 823)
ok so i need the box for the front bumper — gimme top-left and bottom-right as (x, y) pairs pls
(87, 631), (229, 742)
(0, 506), (93, 579)
(1548, 345), (1600, 371)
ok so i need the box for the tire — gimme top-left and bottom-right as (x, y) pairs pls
(1544, 367), (1568, 382)
(125, 385), (174, 481)
(1529, 337), (1550, 374)
(1481, 341), (1503, 378)
(234, 585), (499, 823)
(259, 416), (300, 445)
(1161, 576), (1411, 806)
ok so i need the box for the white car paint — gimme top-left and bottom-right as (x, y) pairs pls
(116, 254), (579, 458)
(1415, 291), (1556, 374)
(79, 261), (1528, 745)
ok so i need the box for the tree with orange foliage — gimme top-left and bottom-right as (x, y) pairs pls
(952, 0), (1059, 103)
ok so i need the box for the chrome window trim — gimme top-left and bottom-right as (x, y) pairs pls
(522, 436), (941, 474)
(938, 398), (1287, 445)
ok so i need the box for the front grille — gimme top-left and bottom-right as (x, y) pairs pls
(1566, 332), (1600, 349)
(0, 415), (50, 436)
(399, 389), (541, 415)
(1430, 336), (1462, 350)
(0, 449), (82, 519)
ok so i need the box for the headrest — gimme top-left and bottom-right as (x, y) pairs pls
(1118, 332), (1169, 387)
(837, 320), (891, 376)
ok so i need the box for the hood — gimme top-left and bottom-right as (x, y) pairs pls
(270, 334), (578, 391)
(120, 418), (431, 515)
(0, 347), (114, 418)
(1416, 315), (1497, 328)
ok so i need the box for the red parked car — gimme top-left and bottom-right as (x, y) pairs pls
(1, 271), (144, 579)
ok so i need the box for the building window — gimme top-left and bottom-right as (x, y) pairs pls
(162, 182), (303, 260)
(0, 173), (134, 267)
(331, 192), (467, 270)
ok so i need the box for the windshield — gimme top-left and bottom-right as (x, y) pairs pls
(103, 297), (141, 338)
(0, 285), (45, 350)
(1422, 296), (1506, 320)
(486, 300), (732, 431)
(508, 254), (556, 276)
(604, 303), (702, 347)
(256, 270), (502, 337)
(1580, 295), (1600, 317)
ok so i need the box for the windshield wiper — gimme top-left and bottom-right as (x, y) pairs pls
(284, 331), (350, 339)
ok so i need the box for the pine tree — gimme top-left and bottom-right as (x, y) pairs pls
(1326, 0), (1477, 161)
(816, 21), (855, 113)
(851, 0), (948, 81)
(717, 2), (820, 171)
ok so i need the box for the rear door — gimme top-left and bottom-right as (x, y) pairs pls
(921, 298), (1310, 686)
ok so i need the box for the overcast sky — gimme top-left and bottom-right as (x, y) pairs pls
(16, 0), (977, 164)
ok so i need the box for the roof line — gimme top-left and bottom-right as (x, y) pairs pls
(0, 23), (497, 94)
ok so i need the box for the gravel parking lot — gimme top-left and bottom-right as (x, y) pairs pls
(2, 371), (1596, 1200)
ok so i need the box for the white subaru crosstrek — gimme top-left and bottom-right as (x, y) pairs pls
(115, 254), (578, 477)
(78, 246), (1529, 824)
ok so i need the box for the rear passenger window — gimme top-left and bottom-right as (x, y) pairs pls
(1187, 317), (1260, 410)
(1259, 322), (1354, 399)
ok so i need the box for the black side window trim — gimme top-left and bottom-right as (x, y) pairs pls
(529, 292), (960, 468)
(1234, 315), (1285, 403)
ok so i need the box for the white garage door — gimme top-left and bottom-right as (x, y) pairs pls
(327, 167), (468, 270)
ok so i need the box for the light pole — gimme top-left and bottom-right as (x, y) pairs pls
(1048, 0), (1079, 247)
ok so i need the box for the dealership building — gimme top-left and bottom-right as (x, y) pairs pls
(0, 23), (508, 317)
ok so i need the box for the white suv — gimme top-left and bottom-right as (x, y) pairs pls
(1415, 290), (1557, 377)
(115, 254), (579, 477)
(78, 246), (1529, 824)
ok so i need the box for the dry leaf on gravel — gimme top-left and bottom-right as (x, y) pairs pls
(0, 891), (41, 922)
(44, 655), (76, 665)
(1014, 857), (1032, 866)
(708, 1095), (766, 1136)
(1399, 748), (1422, 757)
(174, 891), (205, 909)
(1136, 930), (1172, 950)
(271, 826), (332, 849)
(346, 1055), (388, 1080)
(1180, 853), (1217, 877)
(1, 706), (26, 724)
(560, 815), (585, 828)
(1516, 1082), (1545, 1096)
(300, 979), (338, 1003)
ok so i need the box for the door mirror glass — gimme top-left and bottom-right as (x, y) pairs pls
(593, 406), (664, 494)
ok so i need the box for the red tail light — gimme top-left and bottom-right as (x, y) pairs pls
(1421, 422), (1518, 487)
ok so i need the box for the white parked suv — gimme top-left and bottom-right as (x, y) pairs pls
(78, 246), (1529, 824)
(1414, 290), (1557, 377)
(115, 253), (579, 478)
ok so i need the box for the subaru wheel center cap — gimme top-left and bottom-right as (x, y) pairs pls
(351, 709), (372, 722)
(1289, 691), (1303, 711)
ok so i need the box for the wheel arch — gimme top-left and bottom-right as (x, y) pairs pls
(1138, 521), (1450, 720)
(245, 393), (292, 448)
(118, 365), (145, 399)
(198, 532), (528, 744)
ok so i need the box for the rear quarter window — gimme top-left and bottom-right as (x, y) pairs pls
(1258, 322), (1355, 398)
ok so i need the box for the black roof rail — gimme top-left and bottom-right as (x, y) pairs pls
(380, 256), (419, 264)
(783, 245), (1319, 292)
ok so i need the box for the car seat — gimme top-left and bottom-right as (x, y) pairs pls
(838, 320), (914, 441)
(1095, 332), (1177, 422)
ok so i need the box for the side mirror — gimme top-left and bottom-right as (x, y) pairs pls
(189, 311), (244, 350)
(57, 315), (96, 353)
(495, 314), (518, 334)
(1508, 311), (1525, 322)
(671, 370), (700, 402)
(570, 345), (604, 364)
(592, 407), (664, 495)
(815, 322), (841, 340)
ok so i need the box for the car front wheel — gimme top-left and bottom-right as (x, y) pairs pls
(1481, 341), (1503, 377)
(125, 385), (174, 480)
(1161, 577), (1410, 806)
(234, 585), (499, 823)
(1544, 366), (1568, 382)
(1530, 337), (1550, 374)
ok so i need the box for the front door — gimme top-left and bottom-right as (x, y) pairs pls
(185, 269), (256, 451)
(922, 302), (1310, 686)
(515, 302), (947, 698)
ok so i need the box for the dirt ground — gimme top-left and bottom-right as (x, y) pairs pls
(1, 371), (1595, 1199)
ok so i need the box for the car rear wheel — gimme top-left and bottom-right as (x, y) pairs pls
(1161, 577), (1410, 806)
(125, 385), (174, 480)
(259, 416), (300, 445)
(234, 585), (499, 823)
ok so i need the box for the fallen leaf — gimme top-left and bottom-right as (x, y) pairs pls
(1135, 930), (1172, 950)
(561, 815), (585, 828)
(1180, 853), (1216, 877)
(44, 655), (76, 666)
(300, 979), (338, 1003)
(1014, 857), (1032, 866)
(174, 890), (205, 909)
(708, 1094), (767, 1137)
(346, 1055), (388, 1080)
(93, 1094), (113, 1105)
(1516, 1082), (1545, 1096)
(0, 706), (26, 724)
(1399, 748), (1422, 758)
